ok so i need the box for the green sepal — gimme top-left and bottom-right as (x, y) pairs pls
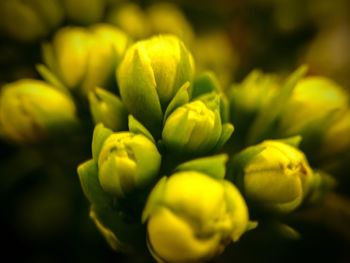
(36, 63), (70, 96)
(78, 160), (147, 251)
(192, 71), (221, 99)
(92, 123), (113, 161)
(276, 136), (302, 148)
(247, 65), (308, 144)
(88, 88), (128, 131)
(305, 170), (337, 205)
(163, 81), (191, 122)
(128, 115), (155, 143)
(77, 159), (111, 208)
(174, 154), (228, 180)
(273, 222), (301, 240)
(213, 123), (234, 152)
(227, 145), (266, 189)
(90, 208), (131, 252)
(142, 176), (167, 223)
(117, 48), (163, 137)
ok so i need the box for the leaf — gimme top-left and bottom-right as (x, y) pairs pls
(174, 154), (228, 180)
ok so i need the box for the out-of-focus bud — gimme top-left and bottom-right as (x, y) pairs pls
(278, 76), (348, 150)
(162, 94), (233, 155)
(320, 109), (350, 158)
(0, 0), (64, 42)
(0, 79), (78, 144)
(142, 171), (250, 262)
(229, 70), (279, 142)
(146, 3), (194, 46)
(229, 139), (315, 214)
(88, 88), (128, 131)
(97, 131), (161, 198)
(106, 3), (150, 40)
(43, 24), (129, 95)
(62, 0), (105, 25)
(193, 31), (239, 88)
(117, 35), (195, 137)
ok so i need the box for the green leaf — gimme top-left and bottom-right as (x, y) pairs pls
(174, 154), (228, 180)
(163, 81), (191, 122)
(92, 123), (113, 161)
(128, 115), (155, 143)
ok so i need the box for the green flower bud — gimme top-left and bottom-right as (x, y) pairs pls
(117, 34), (195, 137)
(62, 0), (105, 25)
(106, 3), (151, 40)
(147, 3), (195, 45)
(43, 24), (129, 95)
(97, 132), (161, 197)
(0, 79), (78, 144)
(142, 171), (250, 262)
(229, 70), (279, 142)
(162, 99), (222, 155)
(279, 76), (348, 138)
(0, 0), (63, 42)
(162, 96), (233, 155)
(233, 140), (314, 213)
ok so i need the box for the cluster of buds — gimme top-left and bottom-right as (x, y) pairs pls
(1, 3), (347, 261)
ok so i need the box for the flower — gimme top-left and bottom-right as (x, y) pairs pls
(142, 171), (249, 262)
(97, 131), (161, 197)
(0, 79), (78, 144)
(117, 34), (195, 137)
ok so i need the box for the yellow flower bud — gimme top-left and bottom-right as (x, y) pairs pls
(62, 0), (105, 25)
(0, 79), (78, 144)
(279, 76), (348, 136)
(242, 140), (314, 213)
(143, 172), (249, 262)
(43, 24), (129, 95)
(97, 132), (161, 197)
(147, 3), (195, 45)
(117, 35), (195, 136)
(0, 0), (63, 42)
(162, 100), (222, 155)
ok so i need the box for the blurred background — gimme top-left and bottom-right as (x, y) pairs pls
(1, 0), (350, 262)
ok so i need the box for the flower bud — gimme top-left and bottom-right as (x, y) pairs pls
(0, 79), (78, 144)
(117, 34), (195, 136)
(106, 3), (150, 40)
(147, 3), (194, 45)
(279, 76), (348, 139)
(320, 109), (350, 158)
(142, 171), (249, 262)
(0, 0), (63, 42)
(162, 99), (222, 155)
(97, 132), (161, 197)
(232, 140), (314, 213)
(62, 0), (105, 25)
(43, 24), (129, 95)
